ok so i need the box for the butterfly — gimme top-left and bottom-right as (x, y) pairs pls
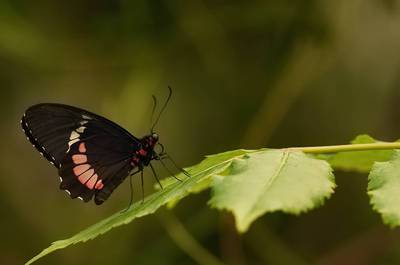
(21, 88), (185, 205)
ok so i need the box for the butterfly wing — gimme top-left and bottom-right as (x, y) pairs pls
(21, 103), (140, 204)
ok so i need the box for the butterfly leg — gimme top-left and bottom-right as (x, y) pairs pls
(157, 158), (183, 182)
(122, 168), (142, 212)
(157, 153), (190, 178)
(140, 170), (144, 204)
(149, 162), (164, 189)
(129, 168), (141, 176)
(165, 155), (190, 178)
(127, 175), (134, 210)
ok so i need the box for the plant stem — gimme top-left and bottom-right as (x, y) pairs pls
(287, 142), (400, 154)
(159, 210), (226, 265)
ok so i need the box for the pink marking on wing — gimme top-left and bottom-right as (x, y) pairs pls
(72, 154), (87, 164)
(73, 164), (90, 176)
(79, 142), (87, 153)
(86, 174), (98, 189)
(78, 168), (94, 184)
(95, 178), (104, 189)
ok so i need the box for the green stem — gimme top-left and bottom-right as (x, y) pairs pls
(286, 142), (400, 154)
(159, 211), (226, 265)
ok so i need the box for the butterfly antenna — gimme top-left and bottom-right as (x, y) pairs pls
(150, 95), (157, 130)
(151, 86), (172, 133)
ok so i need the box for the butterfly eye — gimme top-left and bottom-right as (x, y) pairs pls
(152, 133), (159, 141)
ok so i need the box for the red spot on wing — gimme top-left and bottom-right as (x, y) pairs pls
(73, 163), (103, 190)
(72, 154), (87, 164)
(86, 174), (97, 189)
(95, 179), (104, 189)
(78, 168), (94, 184)
(79, 142), (87, 153)
(73, 164), (90, 176)
(69, 140), (105, 191)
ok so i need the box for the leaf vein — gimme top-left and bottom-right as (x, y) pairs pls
(247, 150), (290, 217)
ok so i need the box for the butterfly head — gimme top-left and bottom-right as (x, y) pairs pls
(142, 133), (159, 149)
(151, 132), (159, 142)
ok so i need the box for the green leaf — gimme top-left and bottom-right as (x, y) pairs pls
(209, 150), (336, 232)
(25, 149), (251, 265)
(322, 134), (395, 172)
(368, 150), (400, 227)
(158, 149), (251, 208)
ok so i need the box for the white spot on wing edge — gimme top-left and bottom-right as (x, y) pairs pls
(24, 121), (33, 135)
(80, 120), (88, 125)
(59, 177), (62, 182)
(82, 114), (92, 120)
(69, 138), (79, 145)
(69, 131), (79, 140)
(78, 196), (83, 201)
(65, 190), (71, 195)
(66, 138), (79, 153)
(76, 126), (86, 133)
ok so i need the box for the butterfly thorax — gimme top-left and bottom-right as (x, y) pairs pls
(131, 133), (159, 167)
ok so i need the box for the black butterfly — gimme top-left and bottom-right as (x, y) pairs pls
(21, 88), (184, 205)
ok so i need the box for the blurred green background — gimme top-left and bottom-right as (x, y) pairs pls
(2, 1), (400, 264)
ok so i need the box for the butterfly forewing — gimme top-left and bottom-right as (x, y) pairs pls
(21, 103), (140, 204)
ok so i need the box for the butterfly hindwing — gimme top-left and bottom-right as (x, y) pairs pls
(22, 103), (141, 204)
(59, 142), (133, 203)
